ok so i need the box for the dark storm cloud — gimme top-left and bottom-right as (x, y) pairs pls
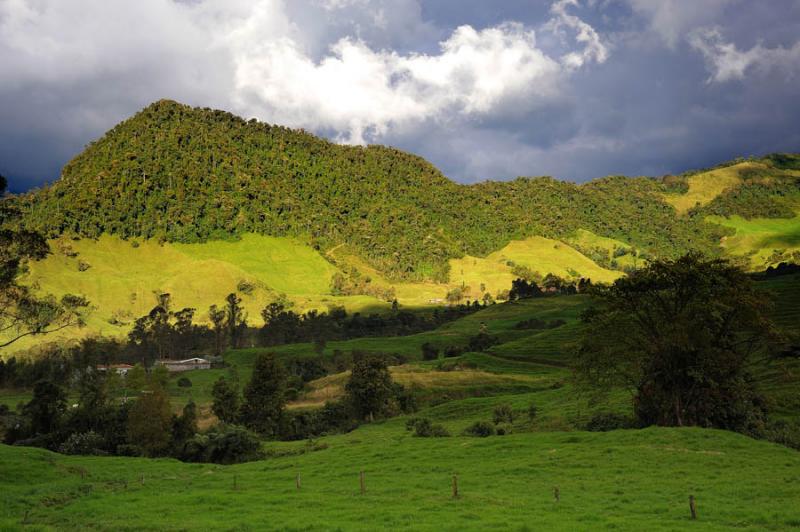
(0, 0), (798, 191)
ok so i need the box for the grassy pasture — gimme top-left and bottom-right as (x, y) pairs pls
(707, 214), (800, 269)
(3, 427), (800, 531)
(663, 162), (750, 214)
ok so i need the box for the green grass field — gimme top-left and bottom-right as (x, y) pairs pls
(3, 426), (800, 530)
(2, 273), (800, 530)
(707, 214), (800, 269)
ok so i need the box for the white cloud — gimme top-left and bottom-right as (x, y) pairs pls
(0, 0), (608, 146)
(546, 0), (608, 69)
(689, 27), (800, 83)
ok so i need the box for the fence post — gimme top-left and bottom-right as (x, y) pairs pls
(360, 471), (366, 495)
(689, 495), (697, 520)
(553, 486), (560, 502)
(452, 474), (459, 498)
(296, 473), (301, 490)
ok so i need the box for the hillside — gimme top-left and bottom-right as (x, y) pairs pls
(16, 100), (729, 283)
(5, 100), (799, 353)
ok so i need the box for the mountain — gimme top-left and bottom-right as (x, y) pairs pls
(15, 99), (773, 283)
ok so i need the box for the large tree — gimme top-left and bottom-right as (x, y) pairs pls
(345, 354), (395, 421)
(575, 254), (781, 433)
(0, 175), (88, 350)
(240, 353), (286, 436)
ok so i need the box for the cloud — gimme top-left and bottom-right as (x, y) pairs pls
(230, 22), (567, 144)
(546, 0), (608, 69)
(624, 0), (735, 48)
(689, 27), (800, 83)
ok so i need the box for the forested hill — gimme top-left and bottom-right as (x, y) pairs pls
(14, 99), (751, 281)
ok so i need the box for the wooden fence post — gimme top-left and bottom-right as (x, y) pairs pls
(689, 495), (697, 520)
(296, 473), (301, 490)
(360, 471), (365, 495)
(553, 486), (560, 502)
(452, 474), (459, 498)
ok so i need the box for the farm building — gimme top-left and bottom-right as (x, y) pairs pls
(157, 357), (211, 373)
(96, 364), (134, 375)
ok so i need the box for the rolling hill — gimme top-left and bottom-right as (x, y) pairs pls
(4, 100), (800, 353)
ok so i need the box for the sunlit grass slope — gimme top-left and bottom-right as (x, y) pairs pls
(707, 214), (800, 269)
(449, 236), (621, 297)
(12, 234), (387, 353)
(664, 162), (750, 213)
(3, 427), (800, 531)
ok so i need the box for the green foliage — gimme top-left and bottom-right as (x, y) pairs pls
(345, 354), (395, 421)
(463, 420), (496, 437)
(182, 424), (263, 464)
(16, 100), (728, 282)
(211, 376), (240, 424)
(240, 353), (286, 436)
(492, 403), (514, 424)
(126, 386), (172, 457)
(409, 417), (450, 437)
(576, 254), (782, 432)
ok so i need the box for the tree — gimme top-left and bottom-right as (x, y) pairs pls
(240, 353), (286, 436)
(225, 293), (246, 349)
(171, 401), (198, 454)
(345, 354), (395, 421)
(420, 342), (439, 361)
(575, 254), (781, 433)
(126, 386), (172, 456)
(208, 304), (227, 356)
(0, 176), (89, 350)
(211, 376), (240, 423)
(23, 380), (67, 435)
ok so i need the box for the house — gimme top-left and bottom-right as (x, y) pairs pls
(157, 357), (211, 373)
(96, 364), (134, 375)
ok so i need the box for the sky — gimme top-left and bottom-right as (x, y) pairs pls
(1, 0), (799, 191)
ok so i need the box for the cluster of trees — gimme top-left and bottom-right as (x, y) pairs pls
(575, 254), (791, 437)
(1, 348), (417, 461)
(0, 363), (262, 463)
(15, 100), (731, 282)
(211, 352), (415, 441)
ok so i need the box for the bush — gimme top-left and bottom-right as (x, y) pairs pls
(409, 417), (450, 437)
(467, 332), (500, 352)
(177, 377), (192, 388)
(58, 431), (105, 455)
(492, 403), (514, 424)
(495, 423), (513, 436)
(443, 345), (463, 358)
(237, 280), (256, 295)
(585, 412), (634, 432)
(182, 424), (263, 464)
(421, 342), (439, 361)
(527, 403), (538, 421)
(463, 420), (495, 437)
(77, 260), (91, 272)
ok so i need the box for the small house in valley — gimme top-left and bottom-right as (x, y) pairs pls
(157, 357), (211, 373)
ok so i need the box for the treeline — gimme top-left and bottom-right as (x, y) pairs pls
(0, 351), (414, 462)
(15, 100), (732, 282)
(0, 293), (482, 375)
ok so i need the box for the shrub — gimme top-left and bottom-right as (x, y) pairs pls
(493, 403), (515, 424)
(182, 424), (263, 464)
(527, 403), (538, 421)
(410, 417), (450, 437)
(77, 260), (91, 272)
(585, 412), (634, 432)
(421, 342), (439, 361)
(467, 332), (500, 352)
(177, 377), (192, 388)
(495, 423), (513, 436)
(443, 345), (463, 358)
(463, 420), (495, 437)
(237, 280), (256, 295)
(58, 431), (105, 455)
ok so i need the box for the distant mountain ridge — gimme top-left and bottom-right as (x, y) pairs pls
(13, 99), (798, 281)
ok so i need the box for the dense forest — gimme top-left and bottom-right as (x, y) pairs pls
(12, 100), (795, 281)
